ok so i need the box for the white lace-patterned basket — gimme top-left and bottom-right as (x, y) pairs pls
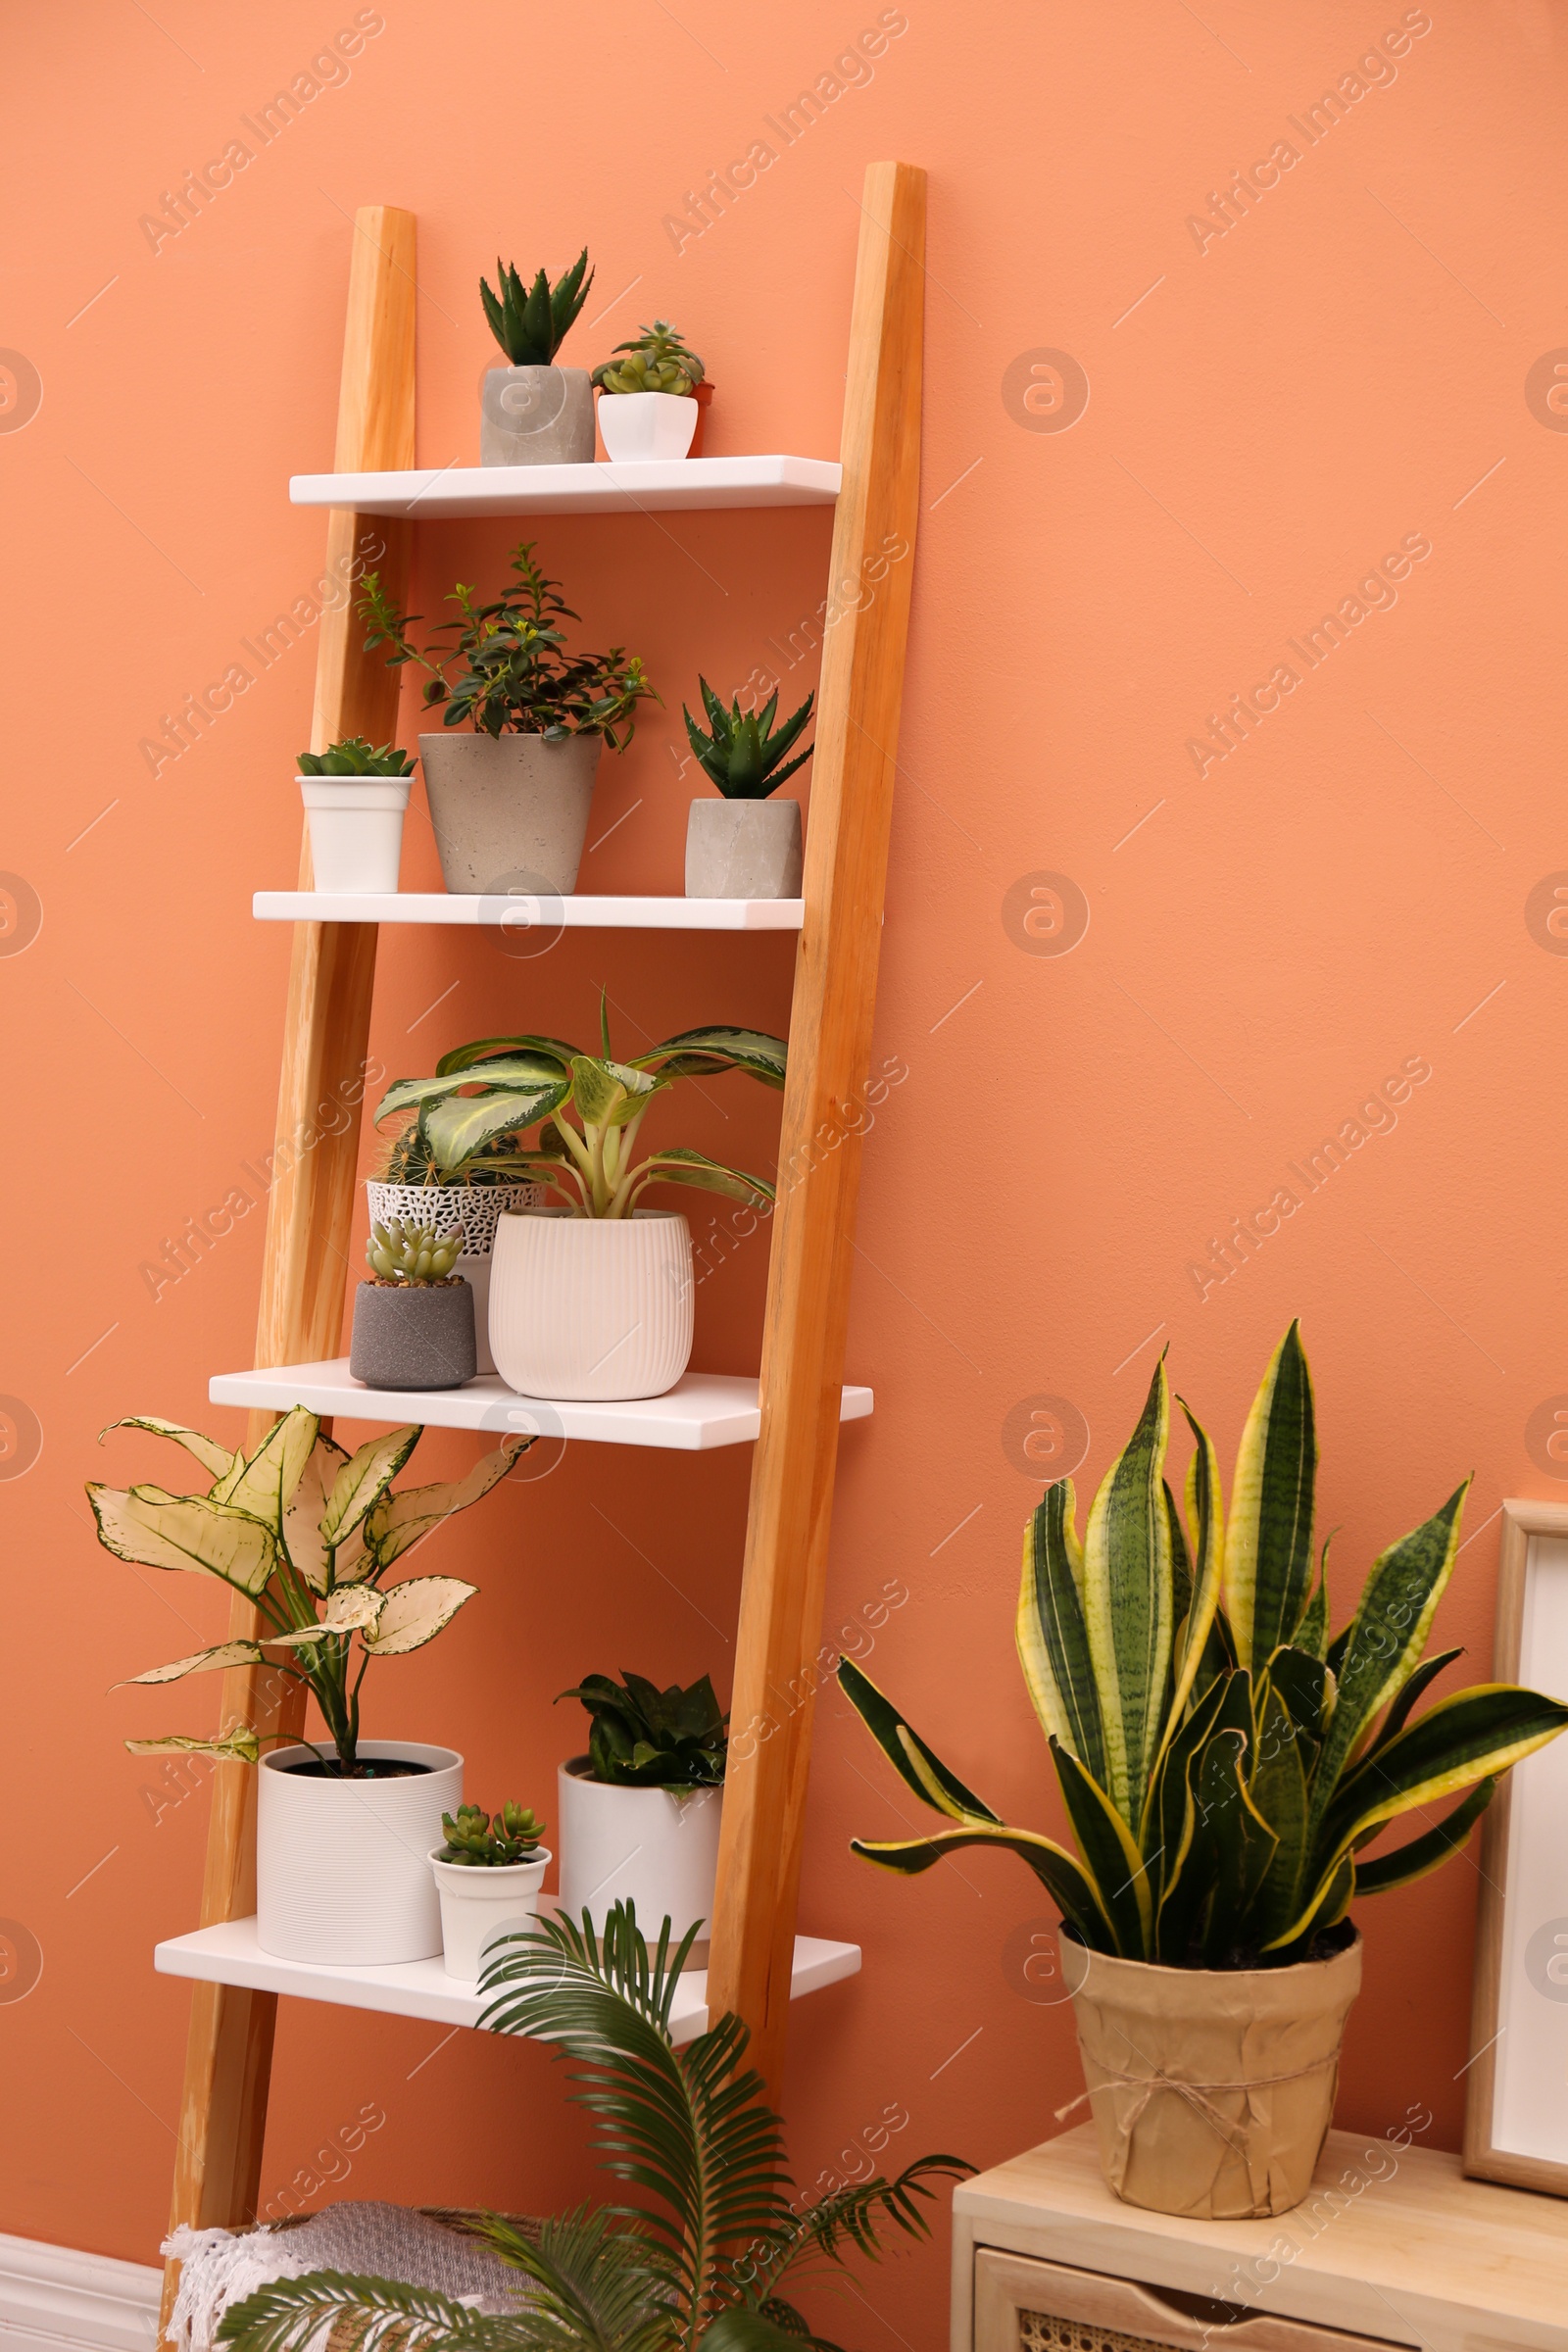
(365, 1179), (542, 1257)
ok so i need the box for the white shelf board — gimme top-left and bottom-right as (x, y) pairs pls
(208, 1362), (873, 1450)
(155, 1916), (860, 2047)
(254, 891), (804, 932)
(289, 456), (840, 519)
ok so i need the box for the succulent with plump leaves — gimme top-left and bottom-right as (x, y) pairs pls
(298, 737), (416, 777)
(366, 1219), (463, 1285)
(438, 1799), (547, 1866)
(592, 319), (706, 397)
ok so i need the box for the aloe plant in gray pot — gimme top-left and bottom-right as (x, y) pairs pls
(682, 679), (813, 898)
(360, 542), (657, 896)
(478, 250), (595, 466)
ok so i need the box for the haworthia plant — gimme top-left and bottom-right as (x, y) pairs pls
(841, 1322), (1568, 1968)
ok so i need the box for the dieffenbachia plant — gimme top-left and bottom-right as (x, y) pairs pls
(90, 1409), (525, 1774)
(842, 1323), (1568, 1969)
(373, 1000), (785, 1220)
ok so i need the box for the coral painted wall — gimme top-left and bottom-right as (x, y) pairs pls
(5, 0), (1568, 2340)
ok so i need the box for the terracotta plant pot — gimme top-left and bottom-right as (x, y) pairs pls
(366, 1180), (541, 1377)
(258, 1741), (462, 1965)
(418, 731), (602, 896)
(349, 1278), (475, 1391)
(557, 1758), (721, 1957)
(685, 799), (803, 898)
(479, 365), (594, 466)
(298, 774), (410, 893)
(1060, 1930), (1363, 2219)
(489, 1209), (694, 1401)
(597, 389), (699, 462)
(428, 1846), (552, 1981)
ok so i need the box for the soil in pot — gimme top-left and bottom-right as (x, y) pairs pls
(283, 1756), (431, 1780)
(480, 366), (594, 466)
(419, 731), (602, 895)
(350, 1276), (476, 1391)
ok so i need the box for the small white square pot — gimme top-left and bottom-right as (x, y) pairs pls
(597, 390), (699, 463)
(428, 1847), (552, 1981)
(299, 775), (411, 894)
(685, 799), (803, 899)
(480, 366), (595, 466)
(558, 1760), (721, 1955)
(489, 1209), (694, 1401)
(258, 1740), (462, 1965)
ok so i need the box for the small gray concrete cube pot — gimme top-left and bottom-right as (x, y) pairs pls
(480, 366), (595, 466)
(350, 1278), (476, 1391)
(685, 799), (804, 898)
(420, 731), (602, 895)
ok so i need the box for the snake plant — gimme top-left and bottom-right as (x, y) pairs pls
(480, 250), (593, 368)
(373, 998), (785, 1219)
(842, 1322), (1568, 1969)
(683, 681), (814, 801)
(217, 1905), (969, 2352)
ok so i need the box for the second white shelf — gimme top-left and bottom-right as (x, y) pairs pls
(254, 892), (804, 931)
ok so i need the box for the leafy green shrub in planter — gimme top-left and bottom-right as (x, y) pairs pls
(560, 1671), (728, 1788)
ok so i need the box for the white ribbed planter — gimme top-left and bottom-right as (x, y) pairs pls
(558, 1760), (721, 1951)
(367, 1181), (541, 1377)
(597, 390), (699, 462)
(257, 1740), (462, 1965)
(299, 776), (410, 893)
(489, 1210), (693, 1400)
(428, 1847), (551, 1981)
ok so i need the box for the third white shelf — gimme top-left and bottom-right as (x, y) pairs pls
(254, 892), (804, 931)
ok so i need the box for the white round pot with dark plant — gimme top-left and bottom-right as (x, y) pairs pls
(490, 1209), (693, 1402)
(296, 739), (416, 893)
(591, 320), (706, 464)
(681, 676), (814, 899)
(555, 1670), (729, 1957)
(259, 1740), (463, 1966)
(350, 1219), (476, 1391)
(478, 251), (595, 466)
(366, 1180), (542, 1377)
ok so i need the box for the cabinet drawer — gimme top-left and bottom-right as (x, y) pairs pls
(973, 2251), (1413, 2352)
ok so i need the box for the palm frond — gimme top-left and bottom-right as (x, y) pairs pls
(782, 2155), (975, 2273)
(471, 2208), (668, 2352)
(217, 2272), (480, 2352)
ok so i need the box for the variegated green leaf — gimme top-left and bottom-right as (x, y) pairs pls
(628, 1149), (774, 1207)
(281, 1433), (349, 1592)
(635, 1025), (788, 1088)
(849, 1825), (1113, 1950)
(1353, 1780), (1495, 1894)
(571, 1054), (662, 1129)
(360, 1575), (476, 1656)
(1081, 1355), (1171, 1820)
(320, 1427), (421, 1549)
(1016, 1481), (1105, 1784)
(118, 1641), (265, 1687)
(375, 1053), (570, 1124)
(1261, 1849), (1355, 1955)
(435, 1033), (580, 1079)
(423, 1087), (564, 1170)
(89, 1484), (277, 1595)
(1321, 1683), (1568, 1854)
(364, 1438), (528, 1569)
(124, 1727), (263, 1763)
(1223, 1321), (1316, 1671)
(1249, 1682), (1311, 1946)
(211, 1408), (320, 1530)
(1167, 1398), (1225, 1732)
(1051, 1741), (1151, 1955)
(99, 1417), (236, 1481)
(838, 1658), (1000, 1823)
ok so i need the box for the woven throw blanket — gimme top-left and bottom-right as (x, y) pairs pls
(164, 2202), (538, 2352)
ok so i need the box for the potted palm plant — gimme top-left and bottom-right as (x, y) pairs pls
(296, 736), (416, 894)
(91, 1408), (524, 1965)
(839, 1322), (1568, 2222)
(218, 1907), (970, 2352)
(371, 1003), (785, 1401)
(350, 1218), (475, 1391)
(360, 541), (657, 896)
(683, 680), (813, 898)
(557, 1673), (727, 1956)
(428, 1799), (550, 1981)
(478, 250), (595, 466)
(592, 318), (707, 462)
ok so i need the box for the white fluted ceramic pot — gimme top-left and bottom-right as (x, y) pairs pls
(428, 1848), (551, 1981)
(257, 1740), (462, 1964)
(558, 1760), (722, 1955)
(489, 1210), (693, 1400)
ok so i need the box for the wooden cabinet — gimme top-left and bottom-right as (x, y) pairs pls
(954, 2126), (1568, 2352)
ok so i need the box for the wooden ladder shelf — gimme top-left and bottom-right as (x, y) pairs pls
(158, 162), (925, 2343)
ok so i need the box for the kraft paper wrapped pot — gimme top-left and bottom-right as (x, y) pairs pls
(1059, 1930), (1362, 2219)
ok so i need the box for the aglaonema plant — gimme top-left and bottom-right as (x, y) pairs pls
(841, 1322), (1568, 1968)
(91, 1410), (525, 1776)
(372, 997), (785, 1219)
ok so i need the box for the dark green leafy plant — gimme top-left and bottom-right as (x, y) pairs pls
(481, 251), (594, 368)
(684, 682), (814, 801)
(841, 1322), (1568, 1970)
(438, 1801), (546, 1866)
(361, 541), (658, 747)
(297, 736), (416, 777)
(217, 1905), (970, 2352)
(366, 1219), (463, 1286)
(561, 1671), (728, 1788)
(593, 319), (707, 397)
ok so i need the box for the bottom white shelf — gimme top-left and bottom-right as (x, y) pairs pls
(154, 1917), (861, 2046)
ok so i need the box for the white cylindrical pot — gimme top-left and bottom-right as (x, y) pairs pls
(597, 390), (699, 463)
(299, 776), (411, 894)
(257, 1740), (462, 1964)
(558, 1760), (721, 1951)
(490, 1210), (693, 1401)
(429, 1848), (551, 1981)
(366, 1183), (541, 1376)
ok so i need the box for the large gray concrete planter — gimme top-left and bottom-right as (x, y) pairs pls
(420, 732), (602, 895)
(480, 366), (594, 465)
(350, 1279), (476, 1391)
(685, 798), (804, 898)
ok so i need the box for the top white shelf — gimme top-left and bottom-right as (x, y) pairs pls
(289, 456), (841, 520)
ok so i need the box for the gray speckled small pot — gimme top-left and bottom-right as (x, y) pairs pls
(479, 367), (595, 466)
(350, 1280), (476, 1391)
(685, 799), (804, 898)
(419, 731), (602, 896)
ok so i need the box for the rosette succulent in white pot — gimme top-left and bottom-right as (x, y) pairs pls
(371, 999), (785, 1402)
(478, 250), (595, 466)
(557, 1671), (727, 1959)
(428, 1798), (550, 1981)
(682, 678), (813, 899)
(90, 1408), (527, 1965)
(296, 736), (416, 894)
(592, 319), (706, 463)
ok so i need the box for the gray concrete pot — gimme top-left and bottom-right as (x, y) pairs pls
(685, 798), (804, 898)
(350, 1280), (476, 1391)
(480, 367), (594, 466)
(420, 732), (602, 895)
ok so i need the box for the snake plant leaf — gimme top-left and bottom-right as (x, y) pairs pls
(1149, 1678), (1233, 1960)
(280, 1433), (349, 1592)
(631, 1147), (775, 1205)
(99, 1417), (236, 1481)
(1261, 1847), (1356, 1955)
(1352, 1779), (1495, 1894)
(365, 1437), (528, 1570)
(1249, 1682), (1312, 1946)
(1266, 1644), (1334, 1747)
(125, 1727), (264, 1762)
(360, 1575), (477, 1656)
(1168, 1398), (1226, 1730)
(1223, 1320), (1317, 1672)
(571, 1054), (663, 1129)
(1081, 1355), (1172, 1822)
(88, 1484), (278, 1595)
(422, 1085), (568, 1171)
(1166, 1482), (1192, 1636)
(1294, 1535), (1334, 1658)
(319, 1427), (421, 1550)
(1016, 1481), (1105, 1783)
(635, 1026), (788, 1088)
(211, 1407), (320, 1528)
(1311, 1480), (1471, 1811)
(849, 1826), (1112, 1946)
(1320, 1682), (1568, 1854)
(118, 1640), (266, 1687)
(1358, 1646), (1464, 1763)
(837, 1658), (1001, 1822)
(1050, 1741), (1152, 1955)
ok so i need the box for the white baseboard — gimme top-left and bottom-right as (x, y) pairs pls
(0, 2234), (160, 2352)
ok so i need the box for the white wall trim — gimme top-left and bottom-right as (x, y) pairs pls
(0, 2233), (160, 2352)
